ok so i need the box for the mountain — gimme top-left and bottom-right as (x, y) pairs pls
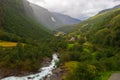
(28, 3), (81, 30)
(73, 6), (120, 47)
(53, 12), (80, 25)
(29, 3), (64, 30)
(58, 5), (120, 33)
(0, 0), (51, 42)
(53, 13), (81, 33)
(0, 0), (56, 77)
(58, 5), (120, 80)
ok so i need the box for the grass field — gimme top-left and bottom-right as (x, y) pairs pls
(0, 41), (18, 47)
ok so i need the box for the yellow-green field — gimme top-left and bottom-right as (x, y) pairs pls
(0, 41), (18, 47)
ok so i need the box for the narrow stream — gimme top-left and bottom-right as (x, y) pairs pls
(2, 54), (59, 80)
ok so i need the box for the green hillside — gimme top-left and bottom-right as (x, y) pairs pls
(57, 7), (120, 80)
(0, 0), (55, 77)
(0, 0), (51, 42)
(0, 0), (120, 79)
(75, 8), (120, 47)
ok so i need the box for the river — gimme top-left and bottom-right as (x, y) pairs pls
(2, 54), (59, 80)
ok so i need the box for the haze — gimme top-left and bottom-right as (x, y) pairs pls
(27, 0), (120, 20)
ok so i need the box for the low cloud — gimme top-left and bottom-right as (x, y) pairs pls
(27, 0), (120, 20)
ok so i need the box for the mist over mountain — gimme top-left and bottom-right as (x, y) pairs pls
(29, 3), (65, 30)
(0, 0), (51, 41)
(53, 12), (80, 25)
(29, 3), (81, 30)
(27, 0), (120, 20)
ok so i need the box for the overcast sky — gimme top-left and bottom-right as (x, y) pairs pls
(27, 0), (120, 20)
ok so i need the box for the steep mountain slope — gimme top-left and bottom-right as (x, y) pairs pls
(75, 7), (120, 47)
(53, 12), (80, 25)
(29, 3), (64, 30)
(0, 0), (57, 77)
(0, 0), (51, 42)
(28, 3), (81, 30)
(22, 0), (35, 18)
(57, 6), (120, 80)
(57, 5), (120, 33)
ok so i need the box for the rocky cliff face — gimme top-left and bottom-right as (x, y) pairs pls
(22, 0), (81, 30)
(22, 0), (35, 18)
(29, 3), (64, 30)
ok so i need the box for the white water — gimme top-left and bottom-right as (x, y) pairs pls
(51, 17), (56, 22)
(2, 54), (59, 80)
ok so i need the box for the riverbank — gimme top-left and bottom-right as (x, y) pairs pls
(45, 67), (64, 80)
(0, 57), (51, 78)
(1, 54), (59, 80)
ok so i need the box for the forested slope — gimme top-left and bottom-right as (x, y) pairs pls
(0, 0), (54, 78)
(0, 0), (51, 42)
(57, 7), (120, 80)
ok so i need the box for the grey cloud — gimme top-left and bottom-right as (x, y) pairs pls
(27, 0), (120, 19)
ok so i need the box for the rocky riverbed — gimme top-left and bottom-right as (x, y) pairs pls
(1, 54), (60, 80)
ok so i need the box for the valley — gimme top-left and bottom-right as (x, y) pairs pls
(0, 0), (120, 80)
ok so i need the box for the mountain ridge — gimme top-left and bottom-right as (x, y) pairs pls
(53, 12), (80, 25)
(57, 5), (120, 80)
(28, 2), (81, 30)
(29, 3), (64, 30)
